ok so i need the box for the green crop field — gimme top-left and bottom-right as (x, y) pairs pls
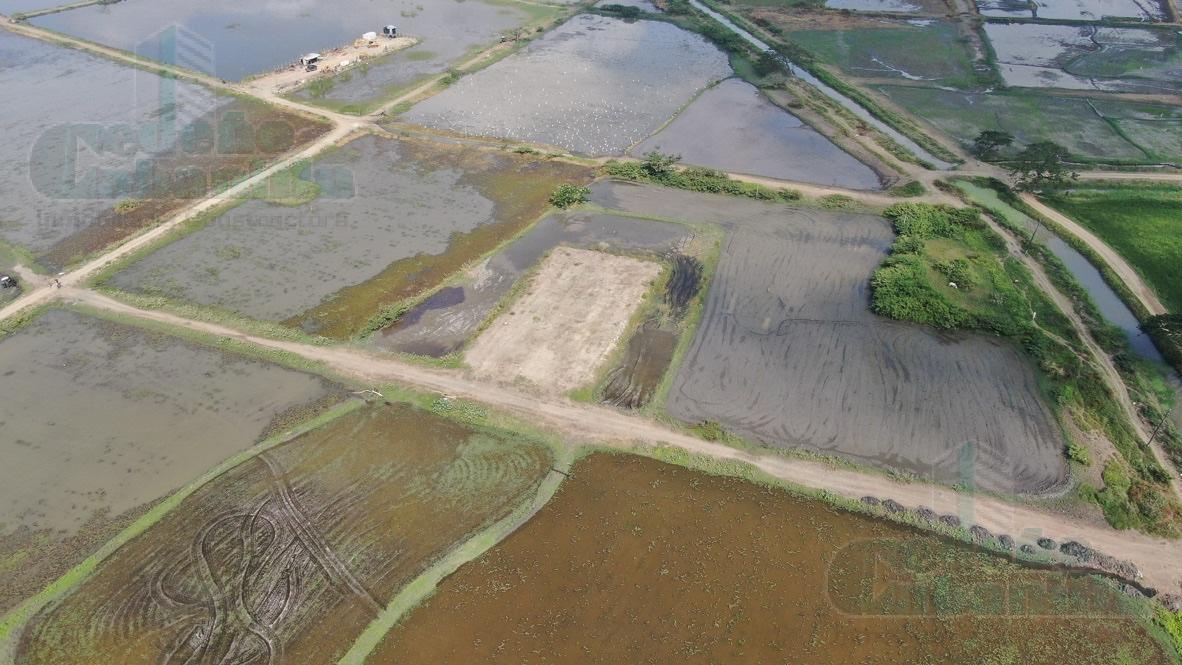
(873, 85), (1182, 164)
(1043, 183), (1182, 313)
(787, 21), (978, 88)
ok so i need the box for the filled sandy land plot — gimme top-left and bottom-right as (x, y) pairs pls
(0, 28), (328, 271)
(376, 211), (692, 358)
(401, 14), (731, 156)
(465, 247), (661, 393)
(0, 308), (333, 612)
(19, 404), (554, 665)
(370, 454), (1171, 665)
(107, 135), (590, 337)
(588, 182), (1067, 495)
(631, 78), (882, 189)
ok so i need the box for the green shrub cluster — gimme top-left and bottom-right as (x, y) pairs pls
(597, 3), (643, 18)
(603, 154), (801, 203)
(549, 183), (590, 208)
(870, 255), (972, 329)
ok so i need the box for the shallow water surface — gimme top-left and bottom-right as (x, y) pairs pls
(30, 0), (508, 80)
(0, 308), (332, 611)
(294, 0), (545, 106)
(110, 135), (588, 335)
(632, 78), (882, 189)
(0, 29), (229, 257)
(402, 14), (731, 155)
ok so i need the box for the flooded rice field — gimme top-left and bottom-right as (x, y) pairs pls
(26, 0), (525, 81)
(371, 453), (1171, 664)
(293, 0), (550, 108)
(631, 78), (882, 189)
(377, 210), (691, 357)
(0, 308), (333, 612)
(984, 23), (1182, 94)
(873, 85), (1180, 163)
(107, 135), (589, 337)
(978, 0), (1167, 20)
(0, 27), (328, 270)
(401, 14), (732, 155)
(780, 18), (978, 89)
(590, 182), (1068, 494)
(18, 402), (553, 665)
(464, 246), (661, 394)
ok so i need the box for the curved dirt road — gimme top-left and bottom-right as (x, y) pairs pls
(65, 289), (1182, 596)
(1020, 193), (1168, 316)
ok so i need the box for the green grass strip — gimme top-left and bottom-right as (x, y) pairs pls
(337, 448), (573, 664)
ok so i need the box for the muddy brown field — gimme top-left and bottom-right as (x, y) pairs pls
(370, 454), (1172, 664)
(18, 404), (553, 665)
(465, 247), (661, 393)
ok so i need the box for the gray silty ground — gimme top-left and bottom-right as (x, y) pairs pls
(592, 181), (1068, 495)
(0, 28), (231, 254)
(295, 0), (538, 105)
(402, 14), (732, 155)
(0, 308), (330, 535)
(632, 78), (882, 189)
(376, 210), (691, 356)
(109, 135), (496, 322)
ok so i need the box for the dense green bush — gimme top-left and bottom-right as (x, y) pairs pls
(549, 183), (590, 209)
(934, 258), (974, 290)
(870, 255), (972, 329)
(602, 158), (801, 203)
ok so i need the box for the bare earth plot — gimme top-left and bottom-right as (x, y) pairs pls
(589, 182), (1068, 495)
(0, 308), (333, 613)
(18, 404), (553, 665)
(465, 247), (661, 394)
(377, 211), (692, 358)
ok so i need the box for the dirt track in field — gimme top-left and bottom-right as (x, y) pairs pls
(55, 288), (1182, 598)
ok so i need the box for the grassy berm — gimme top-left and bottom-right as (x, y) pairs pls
(870, 203), (1181, 536)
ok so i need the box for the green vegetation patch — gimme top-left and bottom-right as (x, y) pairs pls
(871, 201), (1181, 535)
(603, 152), (801, 202)
(784, 20), (979, 88)
(873, 85), (1182, 165)
(1042, 182), (1182, 313)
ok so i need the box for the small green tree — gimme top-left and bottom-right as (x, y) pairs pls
(753, 51), (781, 77)
(1008, 141), (1077, 192)
(642, 151), (681, 177)
(971, 130), (1013, 160)
(549, 183), (590, 209)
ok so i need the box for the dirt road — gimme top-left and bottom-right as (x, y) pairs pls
(980, 209), (1182, 503)
(1020, 193), (1168, 316)
(63, 289), (1182, 596)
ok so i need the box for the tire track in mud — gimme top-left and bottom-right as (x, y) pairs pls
(255, 454), (383, 617)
